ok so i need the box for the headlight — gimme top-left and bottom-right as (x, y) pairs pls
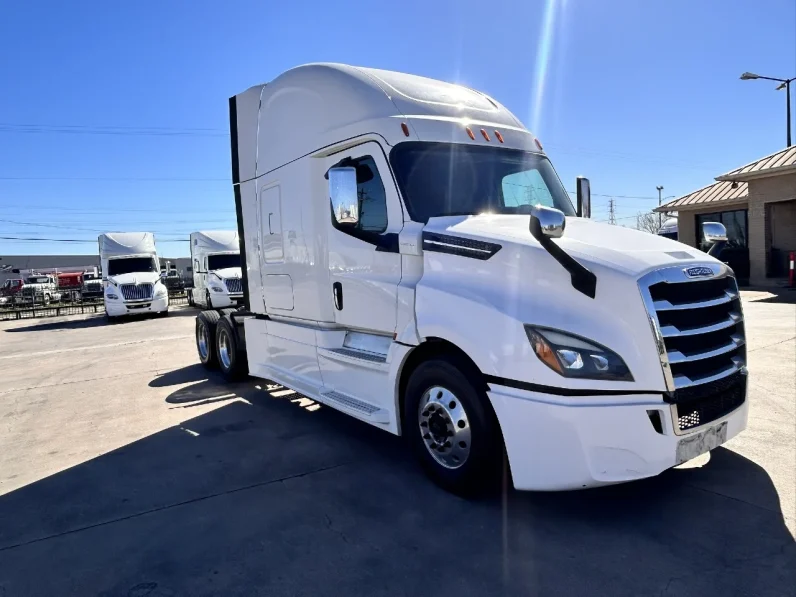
(524, 326), (633, 381)
(106, 293), (119, 300)
(154, 285), (168, 297)
(210, 286), (224, 293)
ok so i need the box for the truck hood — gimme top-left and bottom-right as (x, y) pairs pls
(424, 214), (711, 277)
(212, 267), (242, 280)
(108, 272), (161, 286)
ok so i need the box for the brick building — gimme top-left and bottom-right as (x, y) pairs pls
(657, 146), (796, 286)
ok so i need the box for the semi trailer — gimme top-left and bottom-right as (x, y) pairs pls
(99, 232), (169, 318)
(188, 231), (243, 309)
(195, 64), (748, 494)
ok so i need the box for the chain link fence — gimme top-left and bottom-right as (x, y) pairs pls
(0, 291), (189, 321)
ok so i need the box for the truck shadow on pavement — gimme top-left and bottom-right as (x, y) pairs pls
(0, 365), (792, 597)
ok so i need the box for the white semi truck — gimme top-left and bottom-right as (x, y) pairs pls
(195, 64), (748, 494)
(99, 232), (169, 319)
(188, 231), (243, 309)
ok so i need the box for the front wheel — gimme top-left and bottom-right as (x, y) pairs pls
(404, 355), (504, 496)
(196, 310), (220, 368)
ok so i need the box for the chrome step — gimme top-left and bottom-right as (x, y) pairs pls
(328, 347), (387, 363)
(319, 390), (389, 423)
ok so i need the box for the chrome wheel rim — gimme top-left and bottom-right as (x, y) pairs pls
(418, 386), (471, 469)
(197, 323), (209, 360)
(218, 329), (231, 370)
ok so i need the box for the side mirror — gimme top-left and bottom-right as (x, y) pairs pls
(702, 221), (728, 243)
(529, 205), (566, 240)
(329, 167), (359, 226)
(576, 176), (591, 218)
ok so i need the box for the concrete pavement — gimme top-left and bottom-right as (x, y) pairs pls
(0, 298), (793, 596)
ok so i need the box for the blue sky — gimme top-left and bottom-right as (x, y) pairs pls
(0, 0), (794, 257)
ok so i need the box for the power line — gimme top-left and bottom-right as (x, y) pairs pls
(0, 176), (228, 181)
(0, 123), (227, 138)
(0, 218), (234, 231)
(566, 190), (657, 200)
(0, 204), (234, 214)
(0, 236), (188, 243)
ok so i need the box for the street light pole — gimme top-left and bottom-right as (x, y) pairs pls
(656, 185), (664, 228)
(740, 72), (795, 147)
(786, 79), (792, 148)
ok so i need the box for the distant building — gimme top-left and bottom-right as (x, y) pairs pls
(0, 255), (192, 284)
(657, 146), (796, 286)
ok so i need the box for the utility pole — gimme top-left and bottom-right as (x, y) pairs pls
(608, 199), (616, 225)
(656, 186), (664, 228)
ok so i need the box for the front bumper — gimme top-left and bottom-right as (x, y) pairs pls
(105, 295), (169, 317)
(210, 293), (243, 308)
(488, 382), (748, 491)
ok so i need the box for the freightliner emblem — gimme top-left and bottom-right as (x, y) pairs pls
(685, 266), (714, 278)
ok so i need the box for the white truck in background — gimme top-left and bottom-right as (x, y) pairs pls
(188, 231), (243, 309)
(194, 64), (748, 495)
(18, 274), (61, 305)
(99, 232), (169, 319)
(81, 268), (104, 301)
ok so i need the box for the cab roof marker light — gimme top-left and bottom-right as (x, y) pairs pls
(535, 138), (544, 151)
(494, 130), (504, 143)
(400, 122), (410, 137)
(466, 127), (476, 140)
(480, 129), (490, 141)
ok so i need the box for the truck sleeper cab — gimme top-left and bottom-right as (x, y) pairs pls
(196, 64), (748, 494)
(188, 231), (244, 309)
(99, 232), (169, 319)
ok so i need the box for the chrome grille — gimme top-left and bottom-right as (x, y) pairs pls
(640, 264), (747, 406)
(224, 278), (242, 294)
(120, 283), (153, 301)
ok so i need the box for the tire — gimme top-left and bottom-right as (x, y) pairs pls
(215, 317), (248, 381)
(206, 291), (213, 310)
(403, 355), (503, 496)
(187, 290), (194, 307)
(43, 294), (51, 306)
(196, 310), (220, 369)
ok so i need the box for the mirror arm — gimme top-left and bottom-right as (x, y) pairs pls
(707, 239), (727, 258)
(529, 216), (597, 299)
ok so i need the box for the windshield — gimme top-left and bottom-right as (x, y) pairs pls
(107, 257), (157, 276)
(26, 276), (50, 284)
(390, 142), (575, 223)
(208, 253), (240, 270)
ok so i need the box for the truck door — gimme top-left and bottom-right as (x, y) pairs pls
(324, 142), (403, 335)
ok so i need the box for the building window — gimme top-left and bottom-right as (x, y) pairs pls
(696, 209), (748, 252)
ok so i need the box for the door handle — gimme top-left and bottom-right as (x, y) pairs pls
(268, 212), (274, 235)
(333, 282), (343, 311)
